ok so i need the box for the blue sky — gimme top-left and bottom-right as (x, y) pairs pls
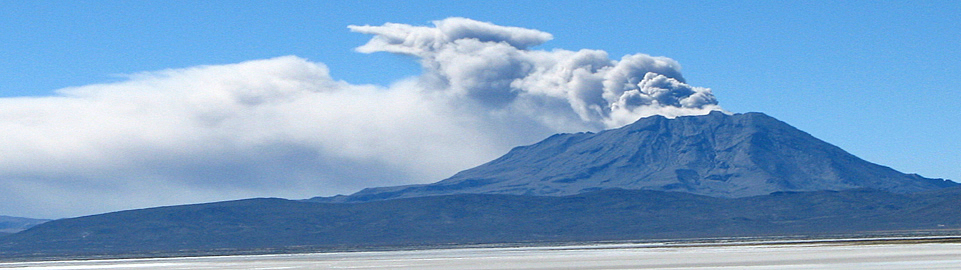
(1, 1), (959, 218)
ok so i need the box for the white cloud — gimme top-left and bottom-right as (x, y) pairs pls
(0, 18), (721, 218)
(350, 17), (553, 55)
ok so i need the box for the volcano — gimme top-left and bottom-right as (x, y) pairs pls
(4, 111), (957, 259)
(315, 111), (955, 203)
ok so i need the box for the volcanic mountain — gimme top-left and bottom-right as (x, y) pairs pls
(3, 111), (958, 259)
(315, 111), (955, 202)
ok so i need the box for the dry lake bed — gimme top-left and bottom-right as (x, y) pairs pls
(3, 239), (961, 269)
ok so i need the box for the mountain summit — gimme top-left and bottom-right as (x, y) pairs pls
(319, 111), (955, 202)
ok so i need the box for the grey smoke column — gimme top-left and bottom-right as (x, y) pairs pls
(350, 17), (723, 129)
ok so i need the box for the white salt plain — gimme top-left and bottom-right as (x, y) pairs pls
(3, 241), (960, 270)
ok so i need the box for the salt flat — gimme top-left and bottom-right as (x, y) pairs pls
(3, 241), (961, 270)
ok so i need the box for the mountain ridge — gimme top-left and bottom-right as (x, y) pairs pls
(3, 187), (960, 258)
(0, 216), (50, 235)
(312, 111), (955, 203)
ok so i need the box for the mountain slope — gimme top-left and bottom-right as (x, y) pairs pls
(3, 188), (960, 258)
(318, 111), (954, 202)
(0, 216), (50, 235)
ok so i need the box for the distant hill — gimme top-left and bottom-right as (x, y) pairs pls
(313, 111), (955, 203)
(0, 216), (49, 234)
(2, 187), (960, 258)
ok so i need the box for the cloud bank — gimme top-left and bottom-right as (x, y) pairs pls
(0, 18), (721, 218)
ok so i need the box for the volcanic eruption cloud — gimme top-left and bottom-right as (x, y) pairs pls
(0, 18), (722, 218)
(349, 17), (720, 128)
